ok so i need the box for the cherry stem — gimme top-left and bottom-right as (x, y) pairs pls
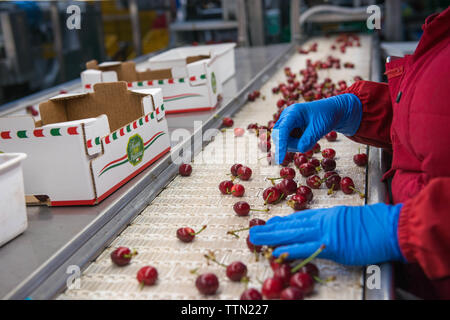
(139, 281), (145, 290)
(123, 249), (138, 259)
(189, 268), (199, 275)
(254, 248), (259, 262)
(267, 177), (282, 185)
(189, 225), (207, 236)
(349, 186), (365, 199)
(250, 208), (270, 213)
(291, 244), (326, 273)
(327, 184), (335, 195)
(204, 252), (227, 268)
(313, 275), (336, 284)
(263, 192), (274, 205)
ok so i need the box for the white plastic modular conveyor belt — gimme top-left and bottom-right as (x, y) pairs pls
(58, 35), (372, 300)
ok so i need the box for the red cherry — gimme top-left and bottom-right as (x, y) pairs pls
(298, 263), (319, 278)
(324, 172), (341, 192)
(290, 272), (314, 295)
(299, 162), (316, 177)
(253, 90), (261, 98)
(280, 152), (294, 167)
(230, 164), (243, 177)
(247, 123), (258, 130)
(304, 150), (314, 158)
(137, 266), (158, 286)
(249, 218), (266, 227)
(280, 167), (296, 179)
(179, 163), (192, 176)
(241, 288), (263, 300)
(246, 235), (263, 253)
(111, 247), (137, 266)
(237, 166), (252, 181)
(272, 87), (280, 94)
(353, 153), (368, 166)
(273, 263), (292, 287)
(247, 92), (256, 101)
(263, 187), (281, 204)
(219, 180), (234, 194)
(226, 261), (248, 281)
(196, 273), (219, 295)
(277, 99), (286, 108)
(306, 175), (322, 189)
(280, 287), (304, 300)
(287, 194), (308, 211)
(294, 155), (308, 168)
(278, 178), (297, 196)
(296, 185), (313, 202)
(231, 184), (245, 197)
(322, 148), (336, 159)
(222, 117), (234, 127)
(176, 225), (206, 243)
(313, 143), (321, 153)
(321, 158), (336, 171)
(234, 127), (245, 137)
(233, 201), (250, 216)
(340, 177), (356, 194)
(262, 277), (284, 299)
(309, 158), (321, 168)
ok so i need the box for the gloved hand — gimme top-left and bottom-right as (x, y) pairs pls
(272, 93), (362, 164)
(249, 203), (406, 265)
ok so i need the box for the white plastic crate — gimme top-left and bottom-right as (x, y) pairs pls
(0, 153), (28, 247)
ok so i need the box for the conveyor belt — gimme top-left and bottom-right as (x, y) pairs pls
(58, 35), (372, 300)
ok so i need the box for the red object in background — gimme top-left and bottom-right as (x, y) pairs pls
(343, 8), (450, 298)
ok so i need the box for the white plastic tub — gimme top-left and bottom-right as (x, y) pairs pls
(0, 153), (28, 247)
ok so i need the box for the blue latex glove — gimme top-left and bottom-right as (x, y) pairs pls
(249, 203), (406, 265)
(272, 93), (362, 164)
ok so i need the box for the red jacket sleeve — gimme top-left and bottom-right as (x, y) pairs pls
(343, 81), (393, 151)
(398, 177), (450, 280)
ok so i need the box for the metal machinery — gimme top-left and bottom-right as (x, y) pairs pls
(0, 1), (400, 300)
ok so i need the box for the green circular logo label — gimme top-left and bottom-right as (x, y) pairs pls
(211, 72), (217, 94)
(127, 134), (144, 166)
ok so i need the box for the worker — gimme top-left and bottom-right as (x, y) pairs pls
(250, 7), (450, 299)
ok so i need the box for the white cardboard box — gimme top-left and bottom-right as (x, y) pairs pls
(0, 153), (28, 246)
(0, 82), (171, 206)
(80, 45), (233, 114)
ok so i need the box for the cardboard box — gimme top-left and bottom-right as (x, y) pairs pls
(147, 43), (236, 83)
(0, 82), (170, 206)
(0, 153), (28, 246)
(81, 55), (223, 114)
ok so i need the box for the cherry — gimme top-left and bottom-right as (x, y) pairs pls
(309, 158), (321, 169)
(137, 266), (158, 286)
(176, 225), (207, 242)
(247, 92), (256, 101)
(298, 263), (319, 278)
(233, 201), (269, 216)
(246, 235), (263, 253)
(280, 152), (294, 167)
(306, 175), (322, 189)
(289, 272), (314, 295)
(340, 177), (365, 198)
(294, 154), (308, 168)
(280, 167), (296, 179)
(262, 277), (284, 299)
(226, 261), (248, 282)
(110, 247), (137, 266)
(237, 166), (252, 181)
(296, 185), (313, 202)
(322, 148), (336, 159)
(263, 187), (281, 204)
(231, 184), (245, 197)
(234, 127), (245, 137)
(280, 287), (304, 300)
(278, 178), (297, 196)
(196, 273), (219, 295)
(299, 162), (316, 177)
(321, 158), (336, 171)
(249, 218), (266, 227)
(272, 87), (280, 94)
(274, 263), (292, 287)
(313, 143), (321, 153)
(179, 163), (192, 176)
(247, 123), (258, 130)
(304, 150), (314, 158)
(324, 172), (341, 194)
(222, 117), (234, 127)
(287, 194), (308, 211)
(241, 288), (263, 300)
(230, 164), (243, 177)
(219, 180), (234, 194)
(353, 152), (368, 166)
(253, 90), (261, 98)
(276, 99), (286, 108)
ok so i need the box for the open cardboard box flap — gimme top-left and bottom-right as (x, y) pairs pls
(39, 82), (150, 132)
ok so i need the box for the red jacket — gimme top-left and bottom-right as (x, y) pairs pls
(345, 7), (450, 298)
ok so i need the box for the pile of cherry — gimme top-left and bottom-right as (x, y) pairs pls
(108, 35), (368, 299)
